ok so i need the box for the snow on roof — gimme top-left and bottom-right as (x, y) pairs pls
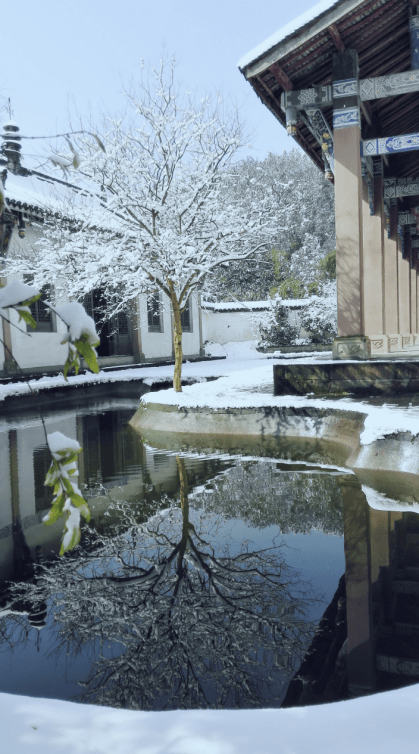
(238, 0), (343, 70)
(202, 299), (310, 311)
(5, 175), (64, 215)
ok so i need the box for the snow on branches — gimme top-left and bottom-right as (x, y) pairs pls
(4, 58), (276, 390)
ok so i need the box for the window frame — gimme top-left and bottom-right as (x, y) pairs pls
(147, 292), (164, 333)
(180, 295), (193, 333)
(24, 278), (55, 333)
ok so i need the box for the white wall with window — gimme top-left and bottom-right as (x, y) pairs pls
(1, 185), (205, 374)
(137, 292), (202, 362)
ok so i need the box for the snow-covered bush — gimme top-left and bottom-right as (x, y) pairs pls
(258, 295), (299, 348)
(299, 281), (337, 344)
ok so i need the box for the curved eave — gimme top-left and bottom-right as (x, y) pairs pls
(240, 0), (419, 180)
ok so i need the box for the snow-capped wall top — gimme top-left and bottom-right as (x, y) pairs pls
(238, 0), (343, 70)
(202, 299), (310, 311)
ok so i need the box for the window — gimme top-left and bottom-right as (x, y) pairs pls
(180, 296), (192, 332)
(24, 277), (54, 332)
(147, 292), (163, 333)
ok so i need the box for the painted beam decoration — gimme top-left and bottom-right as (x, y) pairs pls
(384, 177), (419, 198)
(303, 108), (334, 174)
(361, 133), (419, 157)
(360, 70), (419, 101)
(281, 70), (419, 114)
(398, 211), (416, 225)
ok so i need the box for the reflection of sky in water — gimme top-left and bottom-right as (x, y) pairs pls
(193, 517), (345, 622)
(0, 400), (346, 708)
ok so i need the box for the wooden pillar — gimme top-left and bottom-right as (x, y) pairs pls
(332, 51), (369, 359)
(398, 230), (411, 337)
(411, 247), (418, 337)
(341, 477), (376, 696)
(362, 166), (385, 345)
(383, 204), (399, 340)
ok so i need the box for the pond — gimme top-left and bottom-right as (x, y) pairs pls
(0, 385), (418, 710)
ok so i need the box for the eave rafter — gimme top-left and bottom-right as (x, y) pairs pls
(327, 23), (345, 52)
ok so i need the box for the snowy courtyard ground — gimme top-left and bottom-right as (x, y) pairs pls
(1, 341), (419, 752)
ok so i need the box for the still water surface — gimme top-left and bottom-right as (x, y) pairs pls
(0, 387), (414, 709)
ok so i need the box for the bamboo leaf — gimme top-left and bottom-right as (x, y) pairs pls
(16, 309), (37, 329)
(75, 335), (100, 374)
(60, 525), (81, 555)
(68, 489), (89, 508)
(43, 494), (66, 525)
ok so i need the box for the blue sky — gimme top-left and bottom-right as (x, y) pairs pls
(2, 0), (316, 165)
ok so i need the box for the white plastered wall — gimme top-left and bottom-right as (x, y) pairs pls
(201, 306), (307, 345)
(201, 309), (267, 345)
(138, 292), (202, 360)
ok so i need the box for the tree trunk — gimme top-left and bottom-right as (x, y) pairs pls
(171, 292), (183, 392)
(176, 455), (189, 572)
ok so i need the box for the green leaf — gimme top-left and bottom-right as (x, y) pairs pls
(61, 450), (82, 465)
(62, 478), (74, 496)
(17, 309), (37, 329)
(63, 349), (80, 381)
(75, 336), (99, 374)
(43, 493), (66, 525)
(68, 489), (89, 508)
(60, 525), (81, 555)
(19, 293), (42, 306)
(79, 504), (91, 522)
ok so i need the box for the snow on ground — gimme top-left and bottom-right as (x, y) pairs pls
(2, 684), (419, 754)
(3, 341), (419, 445)
(2, 339), (419, 750)
(141, 342), (419, 446)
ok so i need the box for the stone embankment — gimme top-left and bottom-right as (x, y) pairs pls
(130, 400), (419, 505)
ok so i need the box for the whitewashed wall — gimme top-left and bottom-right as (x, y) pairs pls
(201, 302), (309, 345)
(201, 308), (264, 345)
(137, 293), (202, 361)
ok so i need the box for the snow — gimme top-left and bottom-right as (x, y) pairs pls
(362, 485), (419, 514)
(1, 342), (419, 447)
(202, 298), (310, 311)
(2, 339), (419, 747)
(0, 278), (40, 312)
(52, 302), (99, 344)
(4, 175), (65, 214)
(238, 0), (341, 69)
(47, 430), (81, 459)
(1, 683), (419, 754)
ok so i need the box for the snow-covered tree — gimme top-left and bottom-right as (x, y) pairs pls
(258, 294), (300, 348)
(5, 59), (276, 391)
(300, 280), (338, 344)
(205, 150), (335, 302)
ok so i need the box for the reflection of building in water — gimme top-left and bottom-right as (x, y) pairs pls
(0, 410), (231, 585)
(283, 476), (419, 705)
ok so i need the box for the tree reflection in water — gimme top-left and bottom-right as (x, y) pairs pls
(3, 457), (321, 710)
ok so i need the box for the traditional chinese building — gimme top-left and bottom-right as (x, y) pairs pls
(239, 0), (419, 358)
